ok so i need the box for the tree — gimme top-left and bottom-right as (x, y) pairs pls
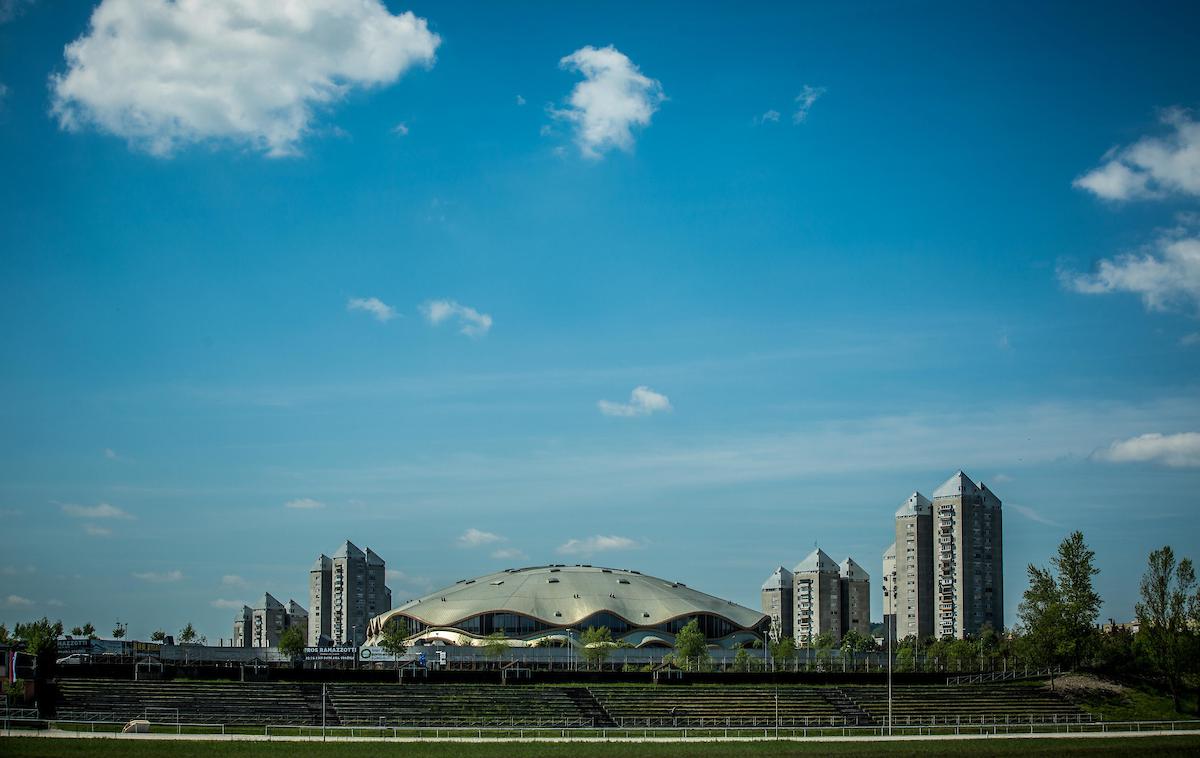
(1018, 531), (1102, 668)
(278, 625), (305, 662)
(0, 624), (8, 644)
(81, 622), (97, 640)
(769, 636), (796, 662)
(1136, 546), (1200, 713)
(178, 623), (198, 644)
(150, 629), (166, 642)
(482, 631), (508, 659)
(733, 647), (751, 672)
(13, 617), (63, 656)
(70, 626), (83, 637)
(377, 619), (410, 681)
(840, 630), (875, 654)
(673, 619), (708, 668)
(112, 621), (127, 640)
(580, 626), (615, 667)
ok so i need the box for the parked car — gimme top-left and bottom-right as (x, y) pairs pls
(56, 653), (91, 665)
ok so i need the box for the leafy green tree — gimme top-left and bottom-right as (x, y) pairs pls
(377, 619), (410, 681)
(178, 622), (198, 644)
(81, 622), (97, 640)
(769, 636), (795, 662)
(0, 624), (8, 644)
(840, 629), (875, 654)
(1018, 531), (1102, 668)
(13, 617), (63, 656)
(112, 621), (127, 640)
(482, 631), (508, 658)
(150, 629), (166, 642)
(278, 625), (306, 661)
(673, 618), (708, 667)
(733, 647), (751, 672)
(1136, 546), (1200, 713)
(580, 626), (615, 666)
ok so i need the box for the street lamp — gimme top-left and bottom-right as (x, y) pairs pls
(887, 614), (893, 736)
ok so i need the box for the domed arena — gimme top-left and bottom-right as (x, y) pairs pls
(365, 565), (769, 649)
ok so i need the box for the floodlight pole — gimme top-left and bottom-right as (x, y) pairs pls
(321, 683), (326, 742)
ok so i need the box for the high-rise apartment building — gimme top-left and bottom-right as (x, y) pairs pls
(232, 592), (307, 647)
(760, 566), (793, 641)
(931, 472), (1003, 639)
(792, 548), (840, 644)
(881, 542), (897, 641)
(893, 491), (935, 640)
(308, 540), (393, 646)
(838, 557), (871, 639)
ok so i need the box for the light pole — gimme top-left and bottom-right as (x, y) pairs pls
(887, 615), (893, 736)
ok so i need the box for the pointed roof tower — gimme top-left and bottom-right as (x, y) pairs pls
(257, 592), (283, 610)
(311, 554), (331, 572)
(287, 600), (308, 616)
(365, 547), (385, 567)
(839, 556), (869, 581)
(761, 566), (794, 591)
(895, 491), (932, 517)
(932, 471), (979, 499)
(332, 540), (365, 560)
(793, 547), (838, 574)
(883, 542), (896, 560)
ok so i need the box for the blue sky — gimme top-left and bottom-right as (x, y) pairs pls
(1, 0), (1199, 642)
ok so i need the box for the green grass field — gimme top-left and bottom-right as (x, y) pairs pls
(3, 736), (1200, 757)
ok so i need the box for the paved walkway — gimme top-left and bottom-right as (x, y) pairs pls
(5, 727), (1200, 744)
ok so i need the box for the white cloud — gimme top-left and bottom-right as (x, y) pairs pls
(1008, 503), (1061, 527)
(1, 565), (34, 576)
(756, 109), (781, 125)
(991, 473), (1014, 483)
(793, 85), (826, 124)
(552, 45), (664, 158)
(458, 528), (503, 547)
(515, 94), (526, 106)
(1074, 108), (1200, 200)
(491, 547), (526, 561)
(221, 574), (247, 587)
(1062, 234), (1200, 313)
(284, 497), (324, 510)
(556, 535), (639, 555)
(1180, 332), (1200, 346)
(61, 502), (133, 519)
(421, 299), (493, 337)
(597, 386), (672, 417)
(347, 297), (397, 322)
(104, 448), (119, 460)
(133, 569), (183, 583)
(210, 598), (247, 609)
(392, 122), (409, 137)
(0, 0), (36, 24)
(4, 595), (33, 607)
(50, 0), (440, 157)
(1093, 432), (1200, 468)
(83, 524), (112, 537)
(46, 599), (64, 607)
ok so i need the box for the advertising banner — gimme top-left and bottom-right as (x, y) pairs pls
(303, 646), (356, 661)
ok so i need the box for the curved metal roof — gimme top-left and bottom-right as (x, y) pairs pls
(368, 565), (767, 637)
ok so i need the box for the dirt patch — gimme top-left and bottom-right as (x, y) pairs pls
(1050, 672), (1128, 699)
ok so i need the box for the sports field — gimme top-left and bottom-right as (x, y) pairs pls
(3, 735), (1200, 757)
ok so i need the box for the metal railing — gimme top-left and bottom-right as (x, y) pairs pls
(7, 717), (1200, 740)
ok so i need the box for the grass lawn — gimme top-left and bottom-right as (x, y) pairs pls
(3, 736), (1200, 757)
(1064, 681), (1199, 722)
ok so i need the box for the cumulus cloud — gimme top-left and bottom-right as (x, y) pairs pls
(4, 595), (33, 607)
(1061, 234), (1200, 313)
(210, 598), (247, 609)
(83, 524), (112, 537)
(458, 528), (503, 547)
(491, 547), (527, 561)
(1093, 432), (1200, 468)
(556, 535), (639, 555)
(221, 574), (247, 587)
(552, 45), (664, 158)
(793, 85), (826, 124)
(516, 94), (526, 106)
(392, 122), (409, 137)
(347, 296), (397, 322)
(1182, 332), (1200, 346)
(133, 569), (183, 583)
(421, 299), (493, 337)
(1074, 108), (1200, 200)
(49, 0), (440, 157)
(0, 0), (36, 23)
(597, 386), (672, 417)
(103, 448), (119, 460)
(61, 502), (133, 519)
(284, 497), (324, 510)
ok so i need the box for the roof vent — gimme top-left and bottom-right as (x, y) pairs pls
(547, 578), (559, 584)
(618, 579), (631, 584)
(550, 568), (560, 573)
(554, 611), (562, 617)
(601, 569), (612, 573)
(643, 612), (651, 618)
(489, 580), (504, 586)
